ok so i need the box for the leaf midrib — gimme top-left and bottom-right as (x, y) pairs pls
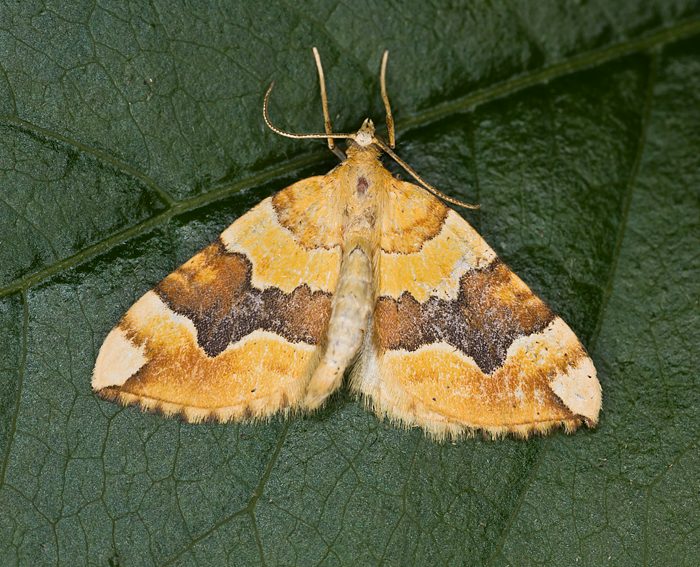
(0, 16), (698, 301)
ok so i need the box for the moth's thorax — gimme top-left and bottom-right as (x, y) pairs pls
(340, 142), (390, 200)
(335, 145), (387, 250)
(345, 141), (382, 162)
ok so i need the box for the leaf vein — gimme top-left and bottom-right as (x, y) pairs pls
(590, 50), (659, 346)
(0, 291), (28, 490)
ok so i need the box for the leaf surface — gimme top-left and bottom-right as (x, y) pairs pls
(1, 2), (699, 566)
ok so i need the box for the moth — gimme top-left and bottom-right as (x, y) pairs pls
(93, 49), (602, 439)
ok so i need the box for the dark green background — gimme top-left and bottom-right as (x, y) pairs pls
(1, 2), (699, 566)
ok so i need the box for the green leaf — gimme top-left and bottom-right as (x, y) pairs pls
(1, 2), (699, 566)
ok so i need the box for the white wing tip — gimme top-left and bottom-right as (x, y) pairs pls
(92, 327), (147, 391)
(550, 356), (602, 424)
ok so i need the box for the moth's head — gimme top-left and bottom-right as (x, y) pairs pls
(354, 119), (375, 147)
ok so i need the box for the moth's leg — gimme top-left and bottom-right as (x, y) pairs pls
(331, 146), (347, 161)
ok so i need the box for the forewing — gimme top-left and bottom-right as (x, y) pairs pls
(354, 179), (602, 439)
(93, 176), (342, 422)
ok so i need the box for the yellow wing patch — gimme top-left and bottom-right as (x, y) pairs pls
(96, 292), (316, 422)
(221, 192), (341, 293)
(379, 212), (497, 301)
(357, 318), (600, 439)
(380, 178), (449, 253)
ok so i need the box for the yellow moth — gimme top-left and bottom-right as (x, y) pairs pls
(93, 48), (602, 439)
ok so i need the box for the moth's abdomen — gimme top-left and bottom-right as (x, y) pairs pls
(303, 246), (373, 409)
